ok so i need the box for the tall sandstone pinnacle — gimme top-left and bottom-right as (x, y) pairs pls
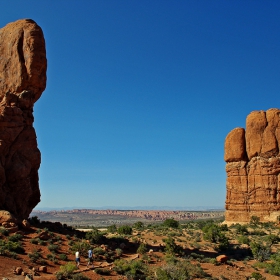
(225, 108), (280, 223)
(0, 19), (47, 220)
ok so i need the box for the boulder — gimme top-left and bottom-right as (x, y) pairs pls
(216, 255), (228, 263)
(22, 219), (31, 229)
(0, 210), (17, 224)
(14, 267), (23, 275)
(225, 108), (280, 223)
(39, 266), (47, 273)
(0, 19), (47, 220)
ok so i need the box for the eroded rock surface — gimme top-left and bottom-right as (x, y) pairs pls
(0, 19), (46, 220)
(225, 108), (280, 223)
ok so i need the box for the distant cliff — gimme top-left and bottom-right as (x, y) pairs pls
(32, 209), (224, 222)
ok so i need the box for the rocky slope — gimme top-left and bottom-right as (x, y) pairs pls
(225, 108), (280, 223)
(0, 19), (47, 220)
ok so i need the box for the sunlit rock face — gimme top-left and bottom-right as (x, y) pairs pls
(0, 19), (47, 220)
(225, 108), (280, 224)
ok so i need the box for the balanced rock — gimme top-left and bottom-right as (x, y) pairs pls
(225, 108), (280, 223)
(0, 19), (47, 220)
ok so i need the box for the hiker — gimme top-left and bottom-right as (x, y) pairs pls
(75, 251), (80, 268)
(87, 248), (93, 268)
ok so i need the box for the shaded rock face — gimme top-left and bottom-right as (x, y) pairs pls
(225, 108), (280, 223)
(0, 19), (47, 220)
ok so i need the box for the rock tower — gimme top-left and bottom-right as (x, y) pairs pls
(0, 19), (47, 220)
(225, 108), (280, 223)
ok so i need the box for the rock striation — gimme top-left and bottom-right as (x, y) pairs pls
(225, 108), (280, 223)
(0, 19), (47, 220)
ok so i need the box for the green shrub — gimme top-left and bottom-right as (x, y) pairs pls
(55, 262), (77, 279)
(85, 227), (104, 244)
(115, 248), (123, 256)
(95, 268), (111, 275)
(164, 237), (181, 255)
(8, 234), (23, 242)
(163, 219), (179, 228)
(59, 253), (68, 261)
(28, 215), (40, 225)
(48, 244), (59, 253)
(237, 235), (250, 245)
(250, 216), (261, 227)
(28, 249), (43, 263)
(250, 272), (266, 280)
(134, 221), (144, 230)
(235, 224), (248, 234)
(250, 241), (271, 262)
(107, 224), (117, 233)
(93, 247), (106, 256)
(113, 259), (147, 279)
(155, 260), (208, 280)
(72, 273), (90, 280)
(137, 243), (148, 254)
(117, 225), (132, 235)
(0, 227), (9, 236)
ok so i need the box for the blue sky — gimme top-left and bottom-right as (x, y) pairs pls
(2, 1), (280, 209)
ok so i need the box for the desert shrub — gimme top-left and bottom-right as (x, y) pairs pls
(118, 225), (132, 235)
(155, 260), (208, 280)
(251, 229), (266, 236)
(72, 274), (90, 280)
(189, 252), (204, 261)
(164, 237), (181, 255)
(107, 224), (117, 233)
(134, 221), (144, 230)
(0, 227), (9, 236)
(220, 224), (228, 231)
(255, 251), (280, 276)
(202, 223), (230, 251)
(85, 227), (104, 244)
(95, 268), (111, 275)
(48, 244), (60, 253)
(93, 247), (106, 256)
(250, 241), (271, 262)
(263, 234), (279, 246)
(0, 240), (24, 254)
(137, 243), (148, 254)
(163, 218), (179, 228)
(47, 253), (57, 262)
(113, 259), (147, 279)
(250, 272), (266, 280)
(30, 238), (40, 245)
(237, 235), (250, 245)
(250, 216), (261, 227)
(28, 249), (43, 263)
(115, 248), (123, 256)
(8, 234), (23, 242)
(28, 215), (40, 225)
(55, 262), (77, 279)
(235, 224), (248, 235)
(59, 253), (68, 261)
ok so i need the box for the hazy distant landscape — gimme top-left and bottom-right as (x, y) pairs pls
(31, 209), (225, 227)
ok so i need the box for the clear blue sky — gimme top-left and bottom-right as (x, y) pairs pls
(2, 1), (280, 209)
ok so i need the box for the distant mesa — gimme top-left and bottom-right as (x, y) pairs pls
(0, 19), (47, 221)
(225, 108), (280, 224)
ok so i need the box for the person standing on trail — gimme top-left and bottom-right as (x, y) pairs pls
(75, 251), (80, 268)
(87, 248), (93, 268)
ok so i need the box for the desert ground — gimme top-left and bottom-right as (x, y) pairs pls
(1, 215), (280, 279)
